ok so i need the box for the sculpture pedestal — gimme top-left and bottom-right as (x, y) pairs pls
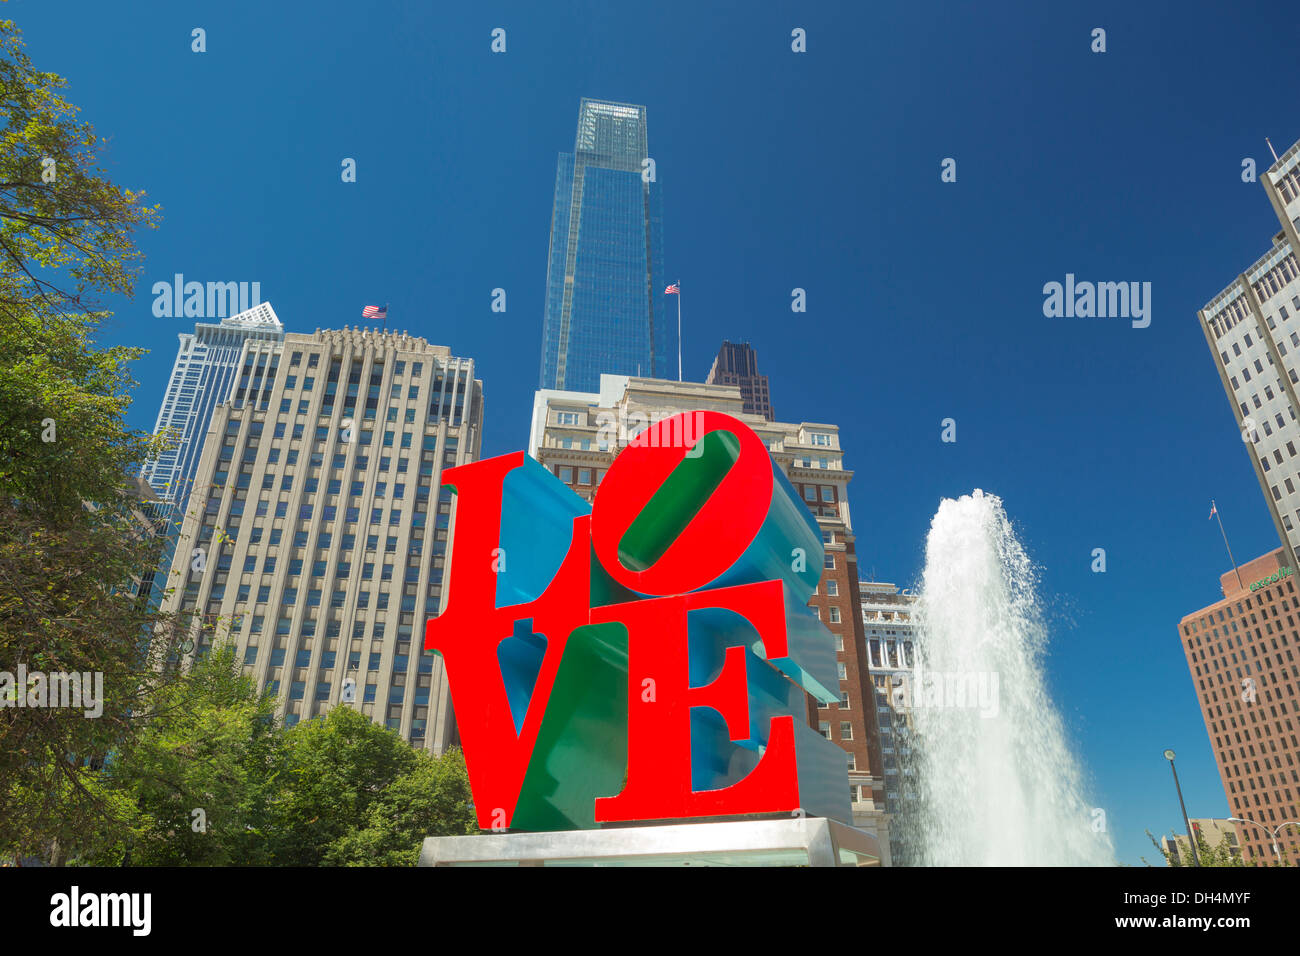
(418, 817), (881, 867)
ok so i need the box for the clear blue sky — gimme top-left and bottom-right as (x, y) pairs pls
(12, 0), (1297, 865)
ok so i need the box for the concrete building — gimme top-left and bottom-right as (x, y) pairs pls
(139, 305), (285, 609)
(529, 374), (890, 857)
(1160, 818), (1242, 866)
(1198, 137), (1300, 573)
(142, 304), (286, 512)
(705, 341), (774, 421)
(859, 581), (920, 862)
(1178, 548), (1300, 865)
(160, 321), (483, 753)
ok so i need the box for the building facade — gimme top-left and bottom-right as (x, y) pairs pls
(139, 306), (286, 609)
(529, 375), (890, 859)
(538, 98), (672, 392)
(1178, 548), (1300, 865)
(705, 341), (774, 420)
(859, 581), (920, 862)
(1160, 818), (1242, 866)
(142, 304), (286, 511)
(1198, 137), (1300, 573)
(160, 322), (483, 753)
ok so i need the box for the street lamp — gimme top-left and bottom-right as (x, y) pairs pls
(1163, 749), (1200, 867)
(1228, 816), (1300, 865)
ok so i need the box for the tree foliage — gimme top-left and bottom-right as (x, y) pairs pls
(1143, 828), (1261, 867)
(0, 19), (177, 858)
(85, 647), (283, 866)
(0, 21), (473, 867)
(0, 18), (159, 321)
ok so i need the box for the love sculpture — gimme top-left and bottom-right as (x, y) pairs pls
(425, 410), (852, 831)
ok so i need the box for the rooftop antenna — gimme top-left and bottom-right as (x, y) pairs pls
(1267, 137), (1280, 163)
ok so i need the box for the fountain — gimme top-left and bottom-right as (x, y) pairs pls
(896, 490), (1114, 866)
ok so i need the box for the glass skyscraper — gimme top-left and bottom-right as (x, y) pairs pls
(139, 305), (284, 608)
(538, 98), (672, 391)
(143, 304), (286, 512)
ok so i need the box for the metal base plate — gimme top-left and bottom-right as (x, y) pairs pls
(418, 817), (882, 867)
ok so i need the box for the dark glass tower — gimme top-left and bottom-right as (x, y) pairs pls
(539, 98), (671, 391)
(705, 340), (775, 420)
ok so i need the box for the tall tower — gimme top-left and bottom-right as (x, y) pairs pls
(1178, 550), (1300, 865)
(705, 341), (775, 420)
(139, 305), (284, 608)
(1188, 134), (1300, 865)
(538, 98), (671, 392)
(159, 321), (484, 753)
(1198, 137), (1300, 573)
(143, 304), (285, 513)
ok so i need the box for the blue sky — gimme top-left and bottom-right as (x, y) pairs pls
(12, 0), (1298, 865)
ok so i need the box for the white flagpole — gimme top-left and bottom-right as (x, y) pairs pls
(1212, 499), (1244, 590)
(676, 279), (682, 382)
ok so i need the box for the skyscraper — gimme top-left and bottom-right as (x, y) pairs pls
(143, 304), (286, 510)
(705, 341), (775, 420)
(1198, 136), (1300, 573)
(1177, 549), (1300, 865)
(538, 98), (672, 392)
(160, 321), (483, 752)
(139, 304), (284, 607)
(858, 581), (920, 862)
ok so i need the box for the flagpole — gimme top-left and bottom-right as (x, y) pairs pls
(1213, 500), (1245, 590)
(676, 279), (682, 382)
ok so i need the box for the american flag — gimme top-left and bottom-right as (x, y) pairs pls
(664, 284), (680, 295)
(1209, 501), (1218, 520)
(362, 304), (387, 319)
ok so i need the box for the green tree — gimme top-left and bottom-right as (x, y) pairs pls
(324, 748), (477, 866)
(0, 18), (159, 322)
(267, 707), (421, 866)
(82, 647), (283, 866)
(0, 18), (172, 860)
(1143, 828), (1252, 867)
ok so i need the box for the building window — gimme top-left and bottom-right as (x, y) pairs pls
(557, 411), (580, 425)
(824, 553), (835, 570)
(840, 721), (853, 740)
(819, 721), (830, 739)
(829, 606), (841, 623)
(559, 467), (573, 483)
(826, 580), (838, 596)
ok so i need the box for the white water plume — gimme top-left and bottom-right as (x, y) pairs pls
(898, 490), (1113, 866)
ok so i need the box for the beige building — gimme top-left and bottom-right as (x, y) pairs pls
(528, 374), (891, 857)
(858, 582), (920, 862)
(1198, 136), (1300, 574)
(1160, 818), (1242, 866)
(160, 321), (483, 753)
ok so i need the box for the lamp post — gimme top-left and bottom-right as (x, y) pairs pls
(1228, 816), (1300, 865)
(1163, 749), (1200, 867)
